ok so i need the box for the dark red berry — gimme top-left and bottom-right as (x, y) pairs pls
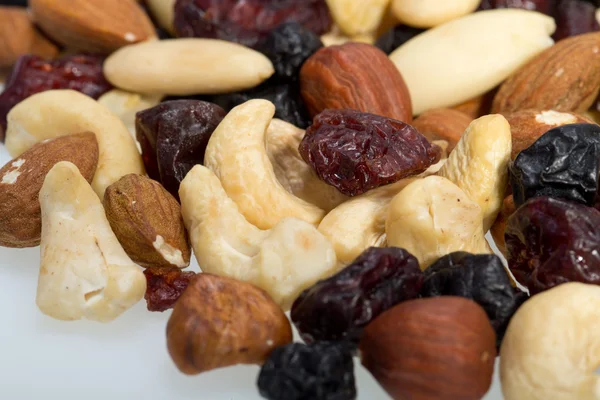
(143, 267), (196, 312)
(478, 0), (556, 15)
(553, 0), (600, 41)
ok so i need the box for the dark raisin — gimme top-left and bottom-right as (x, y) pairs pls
(374, 24), (425, 55)
(505, 196), (600, 294)
(291, 247), (423, 344)
(420, 252), (528, 347)
(135, 100), (226, 200)
(0, 0), (27, 5)
(173, 0), (332, 49)
(478, 0), (557, 14)
(553, 0), (600, 41)
(143, 267), (197, 312)
(510, 123), (600, 208)
(0, 54), (112, 141)
(257, 22), (323, 82)
(298, 109), (441, 196)
(257, 341), (357, 400)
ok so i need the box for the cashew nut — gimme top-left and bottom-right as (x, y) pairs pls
(5, 89), (145, 198)
(437, 114), (512, 231)
(325, 0), (390, 36)
(266, 118), (349, 212)
(204, 99), (326, 229)
(386, 175), (491, 269)
(391, 0), (481, 28)
(146, 0), (175, 35)
(500, 282), (600, 400)
(37, 161), (146, 322)
(179, 165), (338, 310)
(98, 89), (163, 138)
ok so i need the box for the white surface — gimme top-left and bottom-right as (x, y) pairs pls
(0, 143), (504, 400)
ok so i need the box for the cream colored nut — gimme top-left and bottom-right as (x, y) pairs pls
(146, 0), (175, 35)
(391, 0), (481, 28)
(500, 282), (600, 400)
(386, 175), (491, 269)
(5, 90), (145, 198)
(204, 99), (326, 229)
(437, 114), (512, 232)
(37, 161), (146, 322)
(320, 26), (376, 47)
(326, 0), (390, 36)
(98, 89), (163, 137)
(179, 165), (338, 310)
(266, 118), (348, 212)
(104, 39), (275, 96)
(389, 9), (556, 115)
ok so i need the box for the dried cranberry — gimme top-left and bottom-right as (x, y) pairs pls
(143, 267), (197, 312)
(135, 100), (226, 200)
(375, 25), (425, 55)
(291, 247), (423, 344)
(478, 0), (556, 14)
(173, 0), (332, 48)
(0, 54), (112, 141)
(505, 196), (600, 294)
(553, 0), (600, 41)
(298, 109), (441, 196)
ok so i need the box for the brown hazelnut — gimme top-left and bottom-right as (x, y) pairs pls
(360, 296), (496, 400)
(166, 273), (293, 375)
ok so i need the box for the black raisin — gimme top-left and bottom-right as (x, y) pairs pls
(374, 24), (425, 55)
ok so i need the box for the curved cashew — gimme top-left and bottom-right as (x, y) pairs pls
(386, 175), (491, 269)
(266, 118), (349, 212)
(98, 89), (163, 138)
(204, 99), (326, 229)
(437, 114), (512, 231)
(179, 165), (338, 310)
(37, 162), (146, 322)
(5, 89), (145, 197)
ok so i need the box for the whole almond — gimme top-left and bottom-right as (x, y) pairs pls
(493, 32), (600, 114)
(451, 87), (498, 119)
(0, 132), (98, 248)
(103, 174), (191, 269)
(300, 42), (412, 122)
(412, 108), (472, 153)
(29, 0), (156, 54)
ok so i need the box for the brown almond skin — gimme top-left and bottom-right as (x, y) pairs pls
(0, 132), (98, 248)
(167, 273), (293, 375)
(412, 108), (472, 153)
(300, 42), (412, 122)
(492, 32), (600, 114)
(451, 87), (497, 119)
(103, 174), (191, 269)
(30, 0), (156, 54)
(360, 297), (496, 400)
(490, 195), (516, 258)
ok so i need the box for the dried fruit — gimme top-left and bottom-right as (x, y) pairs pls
(478, 0), (556, 15)
(291, 247), (423, 344)
(257, 341), (357, 400)
(0, 54), (112, 140)
(553, 0), (600, 41)
(506, 196), (600, 294)
(143, 267), (196, 312)
(374, 24), (424, 55)
(510, 123), (600, 208)
(135, 100), (226, 199)
(298, 109), (441, 196)
(173, 0), (332, 48)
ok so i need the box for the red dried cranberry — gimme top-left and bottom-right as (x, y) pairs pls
(553, 0), (600, 41)
(298, 109), (441, 196)
(144, 267), (197, 312)
(173, 0), (332, 48)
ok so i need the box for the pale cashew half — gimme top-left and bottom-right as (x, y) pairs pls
(325, 0), (390, 36)
(179, 165), (338, 310)
(437, 114), (512, 231)
(98, 89), (163, 138)
(500, 282), (600, 400)
(204, 99), (326, 229)
(37, 162), (146, 322)
(5, 90), (145, 198)
(386, 175), (491, 269)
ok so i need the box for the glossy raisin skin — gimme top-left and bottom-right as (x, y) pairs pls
(257, 342), (356, 400)
(375, 25), (425, 55)
(506, 196), (600, 294)
(291, 247), (423, 344)
(135, 100), (226, 200)
(420, 252), (528, 347)
(478, 0), (556, 15)
(299, 109), (441, 196)
(173, 0), (332, 49)
(143, 267), (197, 312)
(510, 124), (600, 208)
(554, 0), (600, 41)
(0, 54), (112, 141)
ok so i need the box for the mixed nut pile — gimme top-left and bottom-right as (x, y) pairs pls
(2, 0), (600, 399)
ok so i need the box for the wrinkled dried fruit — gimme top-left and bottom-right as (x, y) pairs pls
(554, 0), (600, 41)
(257, 341), (356, 400)
(478, 0), (556, 14)
(135, 100), (226, 199)
(173, 0), (332, 48)
(374, 24), (425, 55)
(0, 54), (112, 141)
(143, 267), (196, 312)
(506, 196), (600, 294)
(420, 252), (528, 346)
(291, 247), (423, 344)
(299, 109), (441, 196)
(510, 123), (600, 208)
